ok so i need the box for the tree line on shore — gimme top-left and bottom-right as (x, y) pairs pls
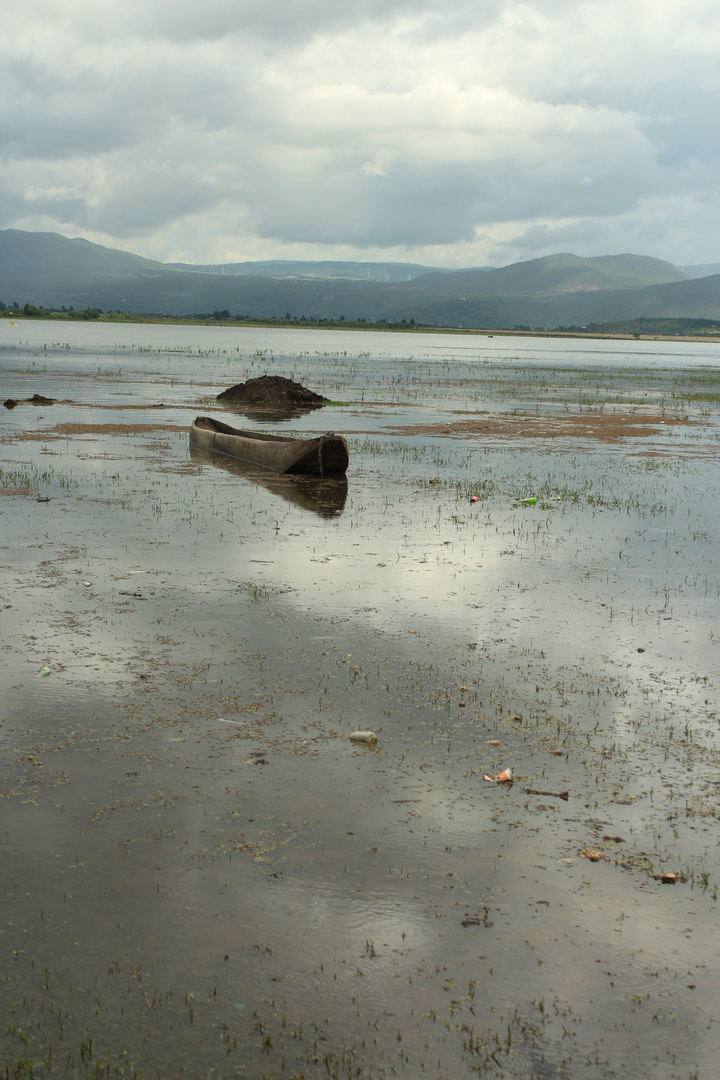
(3, 302), (719, 337)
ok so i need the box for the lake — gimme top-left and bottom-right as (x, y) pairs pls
(2, 320), (720, 1078)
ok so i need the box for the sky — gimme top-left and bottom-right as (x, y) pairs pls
(2, 0), (718, 268)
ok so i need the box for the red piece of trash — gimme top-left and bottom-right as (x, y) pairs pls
(484, 768), (513, 783)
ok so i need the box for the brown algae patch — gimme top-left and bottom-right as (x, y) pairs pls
(393, 409), (698, 442)
(3, 421), (186, 441)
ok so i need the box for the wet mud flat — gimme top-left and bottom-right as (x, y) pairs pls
(1, 324), (720, 1078)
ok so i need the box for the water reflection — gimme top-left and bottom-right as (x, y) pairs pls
(221, 402), (326, 423)
(189, 441), (348, 517)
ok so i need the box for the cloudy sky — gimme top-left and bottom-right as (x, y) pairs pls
(2, 0), (718, 267)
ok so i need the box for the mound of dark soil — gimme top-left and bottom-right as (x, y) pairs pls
(217, 375), (326, 408)
(4, 393), (57, 409)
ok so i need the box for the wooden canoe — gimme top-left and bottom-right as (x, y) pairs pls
(190, 416), (349, 476)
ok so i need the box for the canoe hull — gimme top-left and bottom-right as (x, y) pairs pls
(190, 416), (349, 476)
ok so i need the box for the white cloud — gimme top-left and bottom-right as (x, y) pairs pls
(1, 0), (718, 265)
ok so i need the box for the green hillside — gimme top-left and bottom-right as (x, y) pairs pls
(0, 229), (162, 296)
(407, 253), (689, 300)
(1, 229), (717, 329)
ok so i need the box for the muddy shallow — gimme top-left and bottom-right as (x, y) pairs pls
(1, 321), (720, 1078)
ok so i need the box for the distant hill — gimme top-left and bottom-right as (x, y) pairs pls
(681, 263), (720, 279)
(2, 229), (718, 329)
(165, 259), (473, 282)
(409, 253), (689, 298)
(0, 229), (162, 296)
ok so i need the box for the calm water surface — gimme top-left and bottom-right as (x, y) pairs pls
(1, 321), (720, 1078)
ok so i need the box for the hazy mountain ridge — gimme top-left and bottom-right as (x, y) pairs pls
(1, 229), (718, 329)
(681, 263), (720, 279)
(165, 259), (471, 282)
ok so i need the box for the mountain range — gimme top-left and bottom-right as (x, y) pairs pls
(1, 229), (719, 329)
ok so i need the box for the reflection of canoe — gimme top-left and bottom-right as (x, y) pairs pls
(190, 416), (349, 476)
(189, 442), (348, 517)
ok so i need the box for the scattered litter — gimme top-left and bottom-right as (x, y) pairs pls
(489, 739), (500, 746)
(578, 847), (604, 862)
(83, 581), (92, 587)
(349, 730), (378, 747)
(658, 871), (679, 884)
(519, 496), (537, 506)
(484, 768), (512, 783)
(470, 495), (478, 503)
(39, 665), (51, 677)
(548, 749), (564, 756)
(36, 495), (50, 503)
(218, 717), (245, 727)
(526, 788), (569, 801)
(637, 647), (646, 653)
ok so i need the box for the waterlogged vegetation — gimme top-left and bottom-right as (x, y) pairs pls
(1, 322), (720, 1078)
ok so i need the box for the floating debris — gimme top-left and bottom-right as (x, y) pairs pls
(526, 788), (569, 801)
(578, 847), (605, 862)
(484, 768), (512, 783)
(348, 731), (378, 747)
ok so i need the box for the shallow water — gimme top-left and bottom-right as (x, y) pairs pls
(1, 320), (720, 1077)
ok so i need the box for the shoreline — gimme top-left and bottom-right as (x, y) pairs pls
(3, 313), (719, 344)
